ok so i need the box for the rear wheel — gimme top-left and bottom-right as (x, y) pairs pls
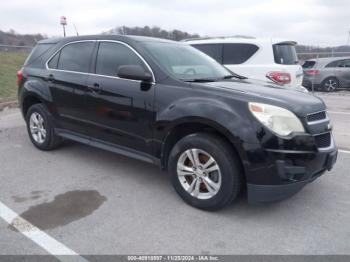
(322, 77), (339, 92)
(168, 133), (243, 210)
(26, 104), (63, 150)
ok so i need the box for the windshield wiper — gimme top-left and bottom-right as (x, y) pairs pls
(223, 73), (247, 80)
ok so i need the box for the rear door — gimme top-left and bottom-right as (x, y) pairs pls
(46, 41), (95, 133)
(335, 59), (350, 87)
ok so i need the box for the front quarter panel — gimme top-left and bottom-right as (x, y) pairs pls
(153, 84), (258, 162)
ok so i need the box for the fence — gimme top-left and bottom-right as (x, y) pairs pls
(0, 45), (33, 103)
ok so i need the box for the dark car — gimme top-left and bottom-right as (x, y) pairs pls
(17, 35), (337, 210)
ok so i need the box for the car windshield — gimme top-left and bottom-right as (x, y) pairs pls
(142, 41), (232, 81)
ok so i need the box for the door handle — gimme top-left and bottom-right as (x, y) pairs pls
(47, 74), (55, 82)
(88, 82), (101, 93)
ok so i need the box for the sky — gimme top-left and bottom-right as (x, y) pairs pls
(1, 0), (350, 46)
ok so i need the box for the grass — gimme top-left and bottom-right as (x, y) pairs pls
(0, 51), (28, 103)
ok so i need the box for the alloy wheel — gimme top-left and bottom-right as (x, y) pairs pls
(29, 112), (47, 144)
(324, 79), (338, 91)
(177, 148), (222, 200)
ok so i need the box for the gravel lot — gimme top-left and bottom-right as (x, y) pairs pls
(0, 93), (349, 256)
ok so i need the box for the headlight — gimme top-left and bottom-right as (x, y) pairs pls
(248, 102), (305, 136)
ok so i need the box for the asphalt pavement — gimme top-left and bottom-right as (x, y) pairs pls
(0, 93), (349, 256)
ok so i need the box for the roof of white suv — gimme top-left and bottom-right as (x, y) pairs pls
(185, 37), (297, 46)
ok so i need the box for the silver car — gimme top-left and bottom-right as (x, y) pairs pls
(302, 57), (350, 91)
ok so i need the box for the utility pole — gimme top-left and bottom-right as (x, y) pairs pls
(347, 30), (350, 46)
(73, 23), (79, 36)
(60, 16), (67, 37)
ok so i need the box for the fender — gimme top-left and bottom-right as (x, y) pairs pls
(156, 96), (257, 144)
(20, 73), (53, 117)
(154, 96), (260, 171)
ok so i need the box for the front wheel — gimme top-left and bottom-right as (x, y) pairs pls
(168, 133), (243, 210)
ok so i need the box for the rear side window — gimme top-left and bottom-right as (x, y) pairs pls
(24, 43), (55, 67)
(223, 43), (259, 64)
(325, 60), (340, 68)
(192, 44), (223, 63)
(95, 42), (146, 77)
(273, 44), (298, 65)
(338, 59), (350, 68)
(302, 61), (316, 69)
(57, 42), (94, 73)
(48, 52), (60, 69)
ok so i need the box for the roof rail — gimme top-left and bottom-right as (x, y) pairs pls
(181, 35), (256, 42)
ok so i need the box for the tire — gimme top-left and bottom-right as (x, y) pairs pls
(322, 77), (339, 92)
(168, 133), (243, 211)
(26, 103), (63, 150)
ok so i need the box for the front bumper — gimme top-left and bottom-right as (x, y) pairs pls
(246, 146), (338, 204)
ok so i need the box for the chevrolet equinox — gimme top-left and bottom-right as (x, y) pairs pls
(18, 35), (338, 210)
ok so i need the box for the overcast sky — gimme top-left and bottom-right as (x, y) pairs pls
(1, 0), (349, 46)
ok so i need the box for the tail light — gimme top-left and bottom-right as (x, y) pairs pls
(266, 71), (291, 85)
(17, 70), (23, 87)
(304, 69), (320, 75)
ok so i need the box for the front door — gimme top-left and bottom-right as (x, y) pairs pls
(336, 59), (350, 88)
(84, 41), (156, 155)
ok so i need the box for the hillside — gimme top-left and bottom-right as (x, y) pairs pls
(103, 26), (200, 41)
(0, 30), (46, 46)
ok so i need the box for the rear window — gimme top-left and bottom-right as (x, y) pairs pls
(273, 44), (298, 65)
(325, 60), (339, 68)
(223, 43), (259, 64)
(57, 42), (94, 73)
(192, 44), (223, 63)
(302, 61), (316, 69)
(24, 43), (55, 67)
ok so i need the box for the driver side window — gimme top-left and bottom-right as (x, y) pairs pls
(95, 42), (147, 77)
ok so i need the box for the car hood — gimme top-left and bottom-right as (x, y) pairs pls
(194, 79), (325, 117)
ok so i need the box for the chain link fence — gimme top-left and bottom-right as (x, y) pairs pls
(0, 45), (33, 103)
(297, 51), (350, 93)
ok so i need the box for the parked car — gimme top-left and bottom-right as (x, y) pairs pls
(185, 37), (306, 91)
(18, 35), (337, 210)
(302, 57), (350, 91)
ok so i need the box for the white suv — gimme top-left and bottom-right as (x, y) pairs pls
(186, 37), (305, 91)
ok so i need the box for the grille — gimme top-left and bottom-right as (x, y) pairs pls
(314, 132), (331, 148)
(307, 111), (327, 123)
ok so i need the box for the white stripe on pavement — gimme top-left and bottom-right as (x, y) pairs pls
(339, 149), (350, 154)
(0, 201), (88, 262)
(328, 110), (350, 115)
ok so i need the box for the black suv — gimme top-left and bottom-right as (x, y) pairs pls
(18, 35), (337, 210)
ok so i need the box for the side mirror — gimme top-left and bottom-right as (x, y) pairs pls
(117, 65), (153, 82)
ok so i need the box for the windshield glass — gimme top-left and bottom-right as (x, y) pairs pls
(273, 44), (298, 65)
(142, 41), (231, 81)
